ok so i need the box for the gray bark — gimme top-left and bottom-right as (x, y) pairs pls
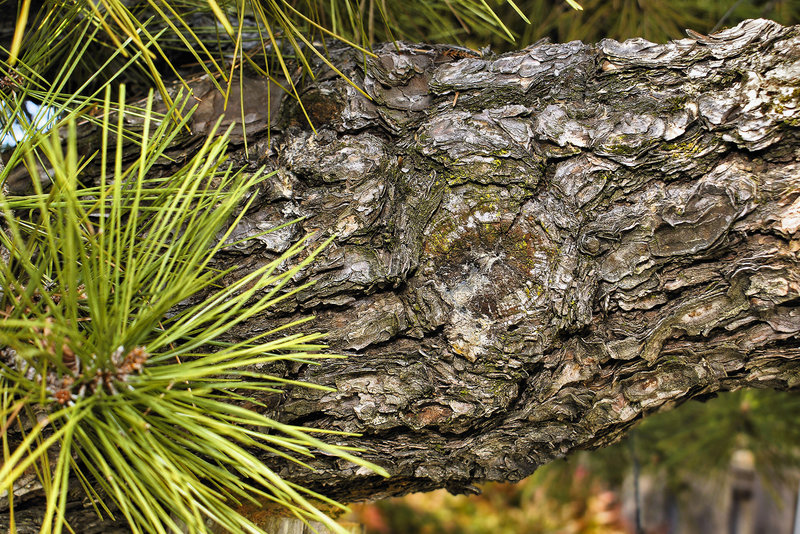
(4, 17), (800, 530)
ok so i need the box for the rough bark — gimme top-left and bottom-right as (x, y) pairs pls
(4, 17), (800, 528)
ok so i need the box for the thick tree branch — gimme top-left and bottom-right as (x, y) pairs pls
(3, 17), (800, 529)
(227, 18), (800, 501)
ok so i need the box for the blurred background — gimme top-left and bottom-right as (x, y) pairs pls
(341, 390), (800, 533)
(348, 0), (800, 51)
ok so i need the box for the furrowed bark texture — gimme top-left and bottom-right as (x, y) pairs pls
(5, 18), (800, 523)
(223, 18), (800, 501)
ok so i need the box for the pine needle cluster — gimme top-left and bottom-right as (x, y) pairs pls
(0, 88), (387, 533)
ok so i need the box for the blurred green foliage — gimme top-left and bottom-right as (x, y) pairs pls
(490, 0), (800, 47)
(588, 388), (800, 491)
